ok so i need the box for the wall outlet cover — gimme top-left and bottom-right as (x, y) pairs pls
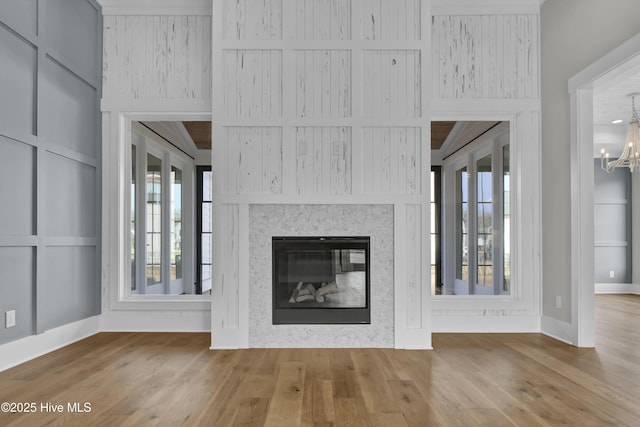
(5, 310), (16, 328)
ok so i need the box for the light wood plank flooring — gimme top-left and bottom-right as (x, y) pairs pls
(1, 295), (639, 426)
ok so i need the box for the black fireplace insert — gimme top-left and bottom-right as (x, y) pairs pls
(272, 236), (371, 324)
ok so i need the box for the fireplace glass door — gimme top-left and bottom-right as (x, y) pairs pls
(272, 237), (370, 324)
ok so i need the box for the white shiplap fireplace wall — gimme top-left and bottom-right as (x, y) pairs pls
(211, 0), (542, 349)
(98, 0), (541, 349)
(211, 0), (432, 349)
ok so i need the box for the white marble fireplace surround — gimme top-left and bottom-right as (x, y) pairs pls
(249, 204), (394, 348)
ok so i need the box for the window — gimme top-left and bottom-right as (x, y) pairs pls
(441, 122), (510, 296)
(503, 144), (510, 293)
(476, 154), (492, 288)
(146, 153), (163, 286)
(196, 166), (213, 294)
(455, 165), (469, 286)
(129, 122), (196, 295)
(430, 167), (442, 295)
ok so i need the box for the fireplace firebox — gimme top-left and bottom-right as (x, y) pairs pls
(272, 236), (371, 324)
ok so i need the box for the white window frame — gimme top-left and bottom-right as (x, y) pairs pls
(443, 126), (508, 297)
(111, 113), (210, 311)
(435, 119), (528, 310)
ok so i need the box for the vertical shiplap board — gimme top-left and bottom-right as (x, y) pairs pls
(223, 0), (282, 40)
(225, 127), (283, 195)
(293, 0), (351, 40)
(222, 204), (240, 329)
(295, 50), (351, 117)
(212, 204), (240, 329)
(295, 127), (351, 195)
(362, 50), (421, 117)
(102, 15), (212, 101)
(361, 0), (420, 40)
(405, 204), (422, 329)
(362, 127), (420, 194)
(432, 14), (538, 99)
(224, 50), (282, 117)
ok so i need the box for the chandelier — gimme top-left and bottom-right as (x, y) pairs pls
(601, 93), (640, 173)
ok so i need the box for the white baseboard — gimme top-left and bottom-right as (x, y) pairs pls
(395, 329), (433, 350)
(540, 315), (575, 345)
(431, 315), (540, 333)
(0, 316), (101, 372)
(594, 283), (640, 294)
(210, 328), (248, 349)
(101, 310), (211, 332)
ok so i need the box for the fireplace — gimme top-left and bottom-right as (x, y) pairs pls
(272, 236), (371, 324)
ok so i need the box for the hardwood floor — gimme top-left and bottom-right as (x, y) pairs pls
(1, 295), (639, 426)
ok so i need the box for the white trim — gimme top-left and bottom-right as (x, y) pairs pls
(101, 99), (212, 114)
(568, 33), (640, 93)
(210, 328), (249, 350)
(432, 1), (540, 16)
(0, 316), (101, 372)
(432, 315), (540, 333)
(395, 330), (433, 350)
(103, 111), (212, 313)
(433, 114), (540, 318)
(540, 316), (575, 346)
(432, 99), (541, 115)
(98, 0), (212, 16)
(565, 33), (640, 347)
(595, 283), (640, 295)
(101, 310), (210, 332)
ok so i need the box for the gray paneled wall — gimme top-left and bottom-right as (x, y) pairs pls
(0, 0), (102, 345)
(594, 160), (631, 283)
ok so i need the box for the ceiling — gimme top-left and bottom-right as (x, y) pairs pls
(593, 70), (640, 126)
(180, 120), (476, 152)
(592, 67), (640, 157)
(182, 121), (211, 150)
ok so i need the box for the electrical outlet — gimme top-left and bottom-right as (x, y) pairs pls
(610, 270), (615, 278)
(555, 296), (562, 309)
(5, 310), (16, 328)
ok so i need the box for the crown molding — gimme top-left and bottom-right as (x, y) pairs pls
(97, 0), (211, 16)
(98, 0), (540, 17)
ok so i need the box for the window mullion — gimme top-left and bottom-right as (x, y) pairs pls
(493, 142), (504, 295)
(136, 141), (147, 294)
(162, 152), (171, 294)
(468, 155), (478, 294)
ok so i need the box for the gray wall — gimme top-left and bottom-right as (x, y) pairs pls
(0, 0), (101, 345)
(541, 0), (639, 322)
(594, 160), (631, 283)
